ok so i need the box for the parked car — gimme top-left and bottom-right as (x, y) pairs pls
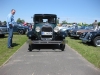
(27, 14), (67, 51)
(70, 25), (94, 38)
(80, 29), (100, 47)
(13, 24), (29, 34)
(58, 24), (68, 30)
(57, 24), (71, 36)
(0, 25), (7, 37)
(67, 25), (81, 36)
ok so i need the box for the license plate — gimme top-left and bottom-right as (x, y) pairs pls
(42, 32), (52, 35)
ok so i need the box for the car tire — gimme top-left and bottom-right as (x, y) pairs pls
(60, 44), (65, 51)
(2, 34), (5, 37)
(93, 36), (100, 47)
(0, 34), (5, 38)
(28, 44), (33, 51)
(18, 30), (24, 35)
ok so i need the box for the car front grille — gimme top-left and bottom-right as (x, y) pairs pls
(41, 27), (52, 32)
(72, 31), (76, 35)
(41, 27), (53, 39)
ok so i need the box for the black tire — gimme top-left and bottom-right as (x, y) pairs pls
(93, 36), (100, 47)
(18, 30), (24, 35)
(60, 44), (65, 51)
(28, 44), (33, 51)
(2, 34), (5, 37)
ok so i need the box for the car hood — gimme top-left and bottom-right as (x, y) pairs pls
(73, 29), (94, 32)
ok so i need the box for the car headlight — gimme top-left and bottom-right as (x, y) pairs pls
(54, 27), (59, 32)
(76, 31), (81, 34)
(88, 33), (93, 39)
(81, 32), (87, 38)
(35, 27), (40, 32)
(0, 29), (2, 31)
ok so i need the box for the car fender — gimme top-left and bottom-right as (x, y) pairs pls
(59, 29), (67, 38)
(27, 31), (35, 37)
(91, 34), (100, 41)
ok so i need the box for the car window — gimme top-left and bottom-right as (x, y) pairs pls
(80, 26), (86, 29)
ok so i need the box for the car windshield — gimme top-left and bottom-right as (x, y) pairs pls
(62, 24), (67, 27)
(87, 25), (94, 29)
(80, 26), (87, 29)
(34, 16), (56, 24)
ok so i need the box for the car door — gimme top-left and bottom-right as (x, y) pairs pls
(13, 24), (18, 32)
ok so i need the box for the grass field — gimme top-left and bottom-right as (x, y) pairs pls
(0, 34), (27, 66)
(66, 37), (100, 68)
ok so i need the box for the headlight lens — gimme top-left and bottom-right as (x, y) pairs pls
(89, 33), (92, 37)
(35, 27), (40, 32)
(88, 33), (92, 39)
(54, 27), (59, 32)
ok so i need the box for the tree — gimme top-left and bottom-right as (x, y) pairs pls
(3, 21), (7, 25)
(0, 21), (2, 25)
(17, 18), (25, 23)
(56, 18), (59, 24)
(98, 22), (100, 26)
(62, 20), (67, 24)
(21, 19), (25, 23)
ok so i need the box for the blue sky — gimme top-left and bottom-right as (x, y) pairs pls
(0, 0), (100, 24)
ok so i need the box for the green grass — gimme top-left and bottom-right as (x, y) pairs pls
(66, 37), (100, 68)
(0, 34), (27, 66)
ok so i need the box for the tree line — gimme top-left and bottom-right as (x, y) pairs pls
(0, 18), (25, 25)
(0, 18), (100, 26)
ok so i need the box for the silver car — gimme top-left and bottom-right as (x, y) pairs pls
(0, 25), (7, 37)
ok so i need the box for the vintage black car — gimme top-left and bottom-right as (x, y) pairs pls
(70, 25), (94, 38)
(27, 14), (67, 51)
(80, 30), (100, 47)
(67, 25), (81, 36)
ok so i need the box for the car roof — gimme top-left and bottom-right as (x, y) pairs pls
(33, 14), (57, 17)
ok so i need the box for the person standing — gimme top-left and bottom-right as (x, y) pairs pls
(7, 9), (16, 49)
(92, 20), (98, 31)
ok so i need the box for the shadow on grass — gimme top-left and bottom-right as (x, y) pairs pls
(69, 37), (80, 40)
(12, 43), (20, 47)
(0, 35), (8, 38)
(78, 41), (95, 47)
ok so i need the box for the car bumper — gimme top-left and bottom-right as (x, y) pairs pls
(79, 37), (84, 40)
(27, 40), (64, 44)
(0, 32), (7, 34)
(71, 34), (80, 37)
(82, 38), (91, 43)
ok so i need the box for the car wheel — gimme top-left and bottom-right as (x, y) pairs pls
(2, 34), (5, 37)
(0, 34), (5, 37)
(93, 36), (100, 47)
(60, 44), (65, 51)
(28, 44), (33, 51)
(18, 30), (24, 35)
